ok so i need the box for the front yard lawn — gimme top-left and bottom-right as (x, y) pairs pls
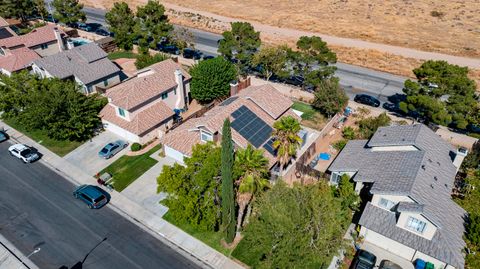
(162, 211), (233, 257)
(2, 117), (83, 156)
(100, 145), (161, 192)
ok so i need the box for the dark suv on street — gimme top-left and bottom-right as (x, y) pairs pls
(73, 185), (109, 209)
(354, 94), (380, 107)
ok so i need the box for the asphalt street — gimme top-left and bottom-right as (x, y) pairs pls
(80, 6), (406, 102)
(0, 141), (200, 269)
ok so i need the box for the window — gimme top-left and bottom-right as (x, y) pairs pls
(379, 198), (395, 210)
(40, 44), (48, 50)
(161, 92), (168, 100)
(406, 216), (427, 233)
(331, 172), (341, 184)
(103, 80), (108, 87)
(201, 131), (213, 142)
(118, 108), (126, 117)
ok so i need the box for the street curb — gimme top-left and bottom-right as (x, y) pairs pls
(0, 234), (40, 269)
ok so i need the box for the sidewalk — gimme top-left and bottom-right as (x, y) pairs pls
(0, 120), (244, 269)
(0, 234), (39, 269)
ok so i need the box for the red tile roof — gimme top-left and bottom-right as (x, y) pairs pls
(0, 47), (40, 72)
(162, 84), (300, 166)
(0, 17), (9, 28)
(100, 101), (175, 136)
(0, 24), (64, 49)
(105, 59), (191, 111)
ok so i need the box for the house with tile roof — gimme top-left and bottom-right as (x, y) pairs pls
(32, 42), (121, 94)
(328, 124), (467, 269)
(0, 23), (68, 75)
(100, 59), (191, 144)
(162, 84), (303, 169)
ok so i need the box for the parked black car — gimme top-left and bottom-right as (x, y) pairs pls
(382, 102), (398, 112)
(202, 55), (215, 60)
(354, 94), (380, 107)
(157, 44), (180, 55)
(283, 75), (305, 87)
(183, 48), (202, 60)
(352, 250), (377, 269)
(95, 28), (110, 36)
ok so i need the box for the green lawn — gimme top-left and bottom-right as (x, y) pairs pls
(2, 117), (83, 157)
(107, 51), (139, 60)
(292, 101), (317, 120)
(100, 145), (161, 192)
(162, 211), (234, 257)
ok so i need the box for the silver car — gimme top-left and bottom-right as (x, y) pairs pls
(98, 140), (128, 159)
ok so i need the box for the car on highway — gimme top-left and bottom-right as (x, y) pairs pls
(98, 140), (128, 159)
(352, 250), (377, 269)
(379, 260), (402, 269)
(95, 28), (110, 36)
(8, 144), (39, 163)
(0, 130), (8, 142)
(73, 185), (109, 209)
(183, 48), (202, 59)
(354, 94), (380, 107)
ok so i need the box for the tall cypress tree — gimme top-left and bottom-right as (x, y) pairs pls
(221, 119), (235, 243)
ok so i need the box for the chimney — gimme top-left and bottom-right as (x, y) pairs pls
(452, 147), (468, 172)
(230, 80), (239, 96)
(174, 69), (185, 110)
(53, 27), (65, 51)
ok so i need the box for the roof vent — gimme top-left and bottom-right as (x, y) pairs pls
(428, 158), (432, 163)
(421, 164), (426, 170)
(437, 161), (441, 166)
(430, 184), (434, 189)
(445, 184), (448, 188)
(434, 176), (438, 181)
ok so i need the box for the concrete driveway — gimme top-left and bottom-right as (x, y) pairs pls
(63, 130), (129, 176)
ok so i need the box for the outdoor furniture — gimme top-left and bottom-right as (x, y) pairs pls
(414, 259), (426, 269)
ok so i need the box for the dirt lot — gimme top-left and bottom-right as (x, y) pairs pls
(81, 0), (480, 85)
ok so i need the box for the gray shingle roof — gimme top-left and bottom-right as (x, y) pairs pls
(329, 124), (466, 268)
(33, 43), (120, 85)
(397, 202), (424, 213)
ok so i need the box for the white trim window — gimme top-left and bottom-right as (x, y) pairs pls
(405, 216), (427, 233)
(200, 131), (213, 142)
(118, 107), (126, 117)
(379, 198), (395, 210)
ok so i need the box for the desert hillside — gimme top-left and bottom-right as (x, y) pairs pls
(83, 0), (480, 58)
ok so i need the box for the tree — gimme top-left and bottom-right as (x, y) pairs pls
(335, 174), (359, 210)
(467, 213), (480, 247)
(190, 57), (237, 103)
(33, 0), (48, 20)
(0, 72), (106, 141)
(0, 0), (36, 22)
(232, 181), (350, 268)
(52, 0), (86, 25)
(312, 78), (348, 117)
(272, 116), (302, 170)
(135, 0), (173, 54)
(106, 2), (136, 51)
(400, 60), (478, 129)
(342, 126), (356, 140)
(252, 45), (288, 81)
(357, 113), (391, 139)
(157, 143), (222, 231)
(233, 145), (269, 236)
(221, 119), (236, 243)
(134, 52), (169, 69)
(218, 22), (261, 76)
(171, 27), (195, 51)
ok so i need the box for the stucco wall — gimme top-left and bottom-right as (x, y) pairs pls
(362, 228), (416, 261)
(87, 74), (121, 94)
(370, 145), (419, 152)
(31, 41), (61, 57)
(397, 212), (437, 240)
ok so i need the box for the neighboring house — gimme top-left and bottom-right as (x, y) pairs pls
(162, 84), (302, 169)
(32, 42), (121, 94)
(0, 24), (67, 57)
(100, 59), (191, 144)
(0, 23), (68, 75)
(328, 124), (467, 269)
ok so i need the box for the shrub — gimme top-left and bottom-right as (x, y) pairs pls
(430, 11), (445, 18)
(135, 53), (170, 69)
(342, 126), (356, 140)
(333, 139), (348, 151)
(131, 143), (142, 151)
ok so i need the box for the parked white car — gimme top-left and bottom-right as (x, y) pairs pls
(8, 144), (40, 163)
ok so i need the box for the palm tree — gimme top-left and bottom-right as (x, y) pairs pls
(234, 145), (269, 235)
(272, 115), (303, 170)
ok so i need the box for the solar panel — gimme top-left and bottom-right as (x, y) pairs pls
(0, 28), (13, 39)
(230, 105), (273, 148)
(219, 96), (239, 106)
(263, 138), (277, 156)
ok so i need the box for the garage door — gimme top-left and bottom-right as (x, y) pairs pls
(164, 145), (187, 164)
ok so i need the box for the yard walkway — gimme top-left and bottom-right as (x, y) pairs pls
(0, 120), (245, 269)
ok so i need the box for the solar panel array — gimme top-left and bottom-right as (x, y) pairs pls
(219, 96), (239, 106)
(231, 105), (273, 148)
(263, 138), (277, 156)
